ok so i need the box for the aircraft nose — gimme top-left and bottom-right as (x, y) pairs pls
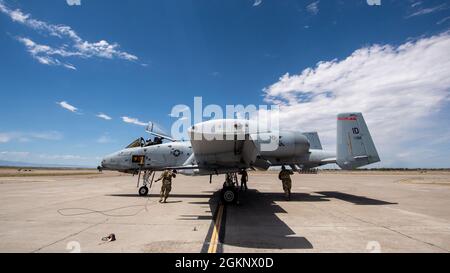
(101, 157), (108, 169)
(101, 155), (114, 169)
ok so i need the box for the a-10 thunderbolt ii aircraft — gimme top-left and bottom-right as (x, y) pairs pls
(101, 113), (380, 204)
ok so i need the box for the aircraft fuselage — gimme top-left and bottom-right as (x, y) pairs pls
(101, 130), (335, 175)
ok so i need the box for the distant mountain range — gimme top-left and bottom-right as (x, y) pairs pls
(0, 160), (95, 169)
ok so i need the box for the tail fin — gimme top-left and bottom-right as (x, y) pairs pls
(337, 113), (380, 170)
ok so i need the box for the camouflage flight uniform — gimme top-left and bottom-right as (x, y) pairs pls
(279, 169), (294, 200)
(240, 170), (248, 192)
(156, 170), (176, 203)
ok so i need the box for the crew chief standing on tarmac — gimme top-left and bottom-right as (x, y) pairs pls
(155, 169), (177, 203)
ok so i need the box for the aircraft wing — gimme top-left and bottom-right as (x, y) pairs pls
(189, 130), (258, 170)
(195, 136), (258, 169)
(164, 165), (199, 170)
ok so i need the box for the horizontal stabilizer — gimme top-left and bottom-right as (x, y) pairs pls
(303, 132), (323, 150)
(320, 158), (337, 164)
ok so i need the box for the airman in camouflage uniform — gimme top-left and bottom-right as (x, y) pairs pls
(278, 166), (294, 201)
(155, 170), (177, 203)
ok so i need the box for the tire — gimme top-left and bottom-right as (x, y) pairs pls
(221, 186), (237, 204)
(139, 186), (149, 196)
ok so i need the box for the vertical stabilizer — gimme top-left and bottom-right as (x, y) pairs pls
(336, 113), (380, 170)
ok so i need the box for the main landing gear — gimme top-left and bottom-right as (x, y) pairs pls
(221, 173), (240, 204)
(137, 170), (155, 196)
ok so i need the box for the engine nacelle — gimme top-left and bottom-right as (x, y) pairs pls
(257, 131), (310, 158)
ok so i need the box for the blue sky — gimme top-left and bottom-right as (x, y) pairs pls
(0, 0), (449, 167)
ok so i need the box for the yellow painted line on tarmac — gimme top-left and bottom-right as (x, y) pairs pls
(208, 204), (224, 253)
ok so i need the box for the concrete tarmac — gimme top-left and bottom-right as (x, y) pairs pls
(0, 171), (449, 253)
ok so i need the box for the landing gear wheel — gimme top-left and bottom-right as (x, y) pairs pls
(221, 187), (238, 204)
(139, 186), (149, 196)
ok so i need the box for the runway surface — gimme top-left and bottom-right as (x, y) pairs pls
(0, 170), (449, 253)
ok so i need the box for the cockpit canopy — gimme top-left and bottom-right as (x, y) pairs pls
(125, 137), (164, 148)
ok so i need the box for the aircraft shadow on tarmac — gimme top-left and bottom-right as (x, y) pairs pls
(180, 190), (321, 250)
(219, 190), (396, 249)
(109, 191), (314, 249)
(222, 189), (316, 250)
(107, 189), (396, 250)
(108, 194), (212, 199)
(315, 191), (398, 205)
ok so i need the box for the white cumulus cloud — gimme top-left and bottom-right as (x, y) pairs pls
(0, 0), (138, 70)
(58, 101), (78, 113)
(407, 3), (448, 18)
(306, 1), (320, 15)
(0, 133), (14, 143)
(96, 113), (112, 120)
(253, 0), (262, 7)
(0, 150), (99, 166)
(122, 116), (147, 126)
(17, 37), (77, 70)
(0, 131), (63, 143)
(263, 32), (450, 167)
(66, 0), (81, 6)
(28, 131), (63, 141)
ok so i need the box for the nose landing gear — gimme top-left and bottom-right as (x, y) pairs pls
(137, 170), (155, 196)
(139, 185), (149, 196)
